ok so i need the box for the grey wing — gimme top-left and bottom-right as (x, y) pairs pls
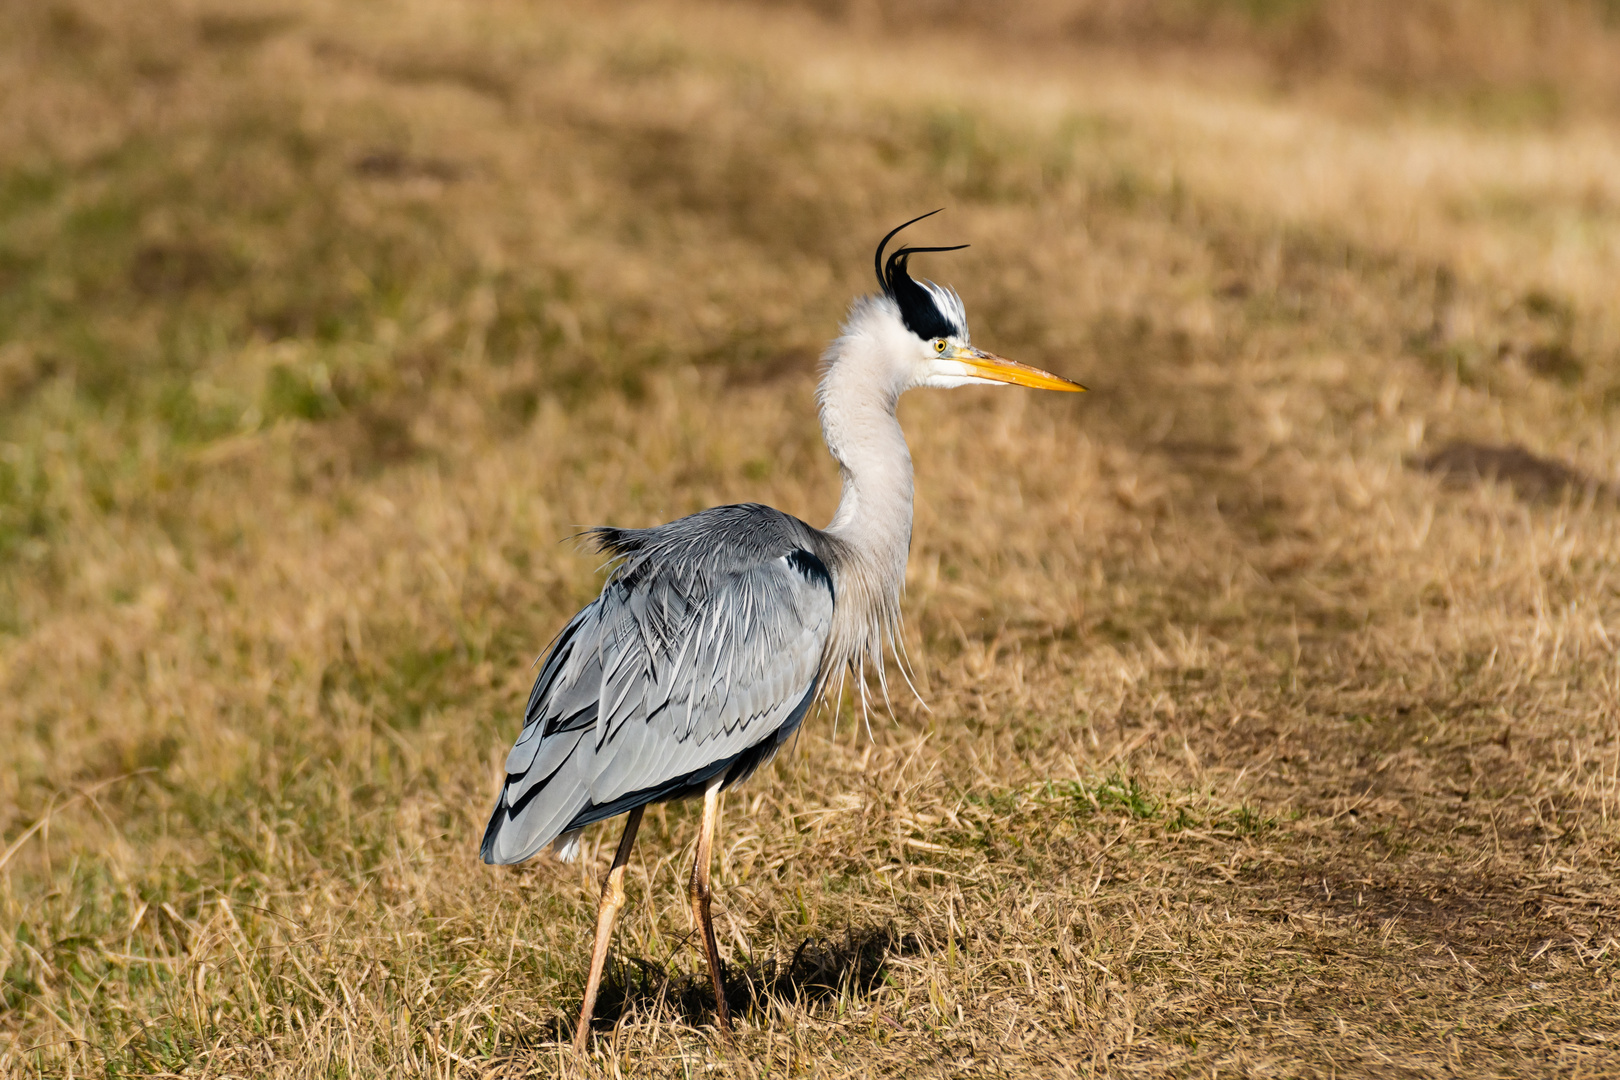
(480, 548), (834, 865)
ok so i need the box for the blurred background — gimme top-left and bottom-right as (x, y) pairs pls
(3, 1), (1620, 1076)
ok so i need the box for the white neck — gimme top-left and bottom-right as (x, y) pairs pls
(821, 368), (913, 579)
(816, 298), (918, 686)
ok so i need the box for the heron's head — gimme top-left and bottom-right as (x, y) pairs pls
(874, 210), (1086, 395)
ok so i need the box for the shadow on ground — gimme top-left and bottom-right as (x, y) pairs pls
(1414, 440), (1617, 503)
(533, 923), (922, 1042)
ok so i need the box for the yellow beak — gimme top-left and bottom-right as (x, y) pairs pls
(956, 347), (1087, 392)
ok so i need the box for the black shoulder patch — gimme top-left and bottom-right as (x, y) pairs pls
(785, 548), (833, 594)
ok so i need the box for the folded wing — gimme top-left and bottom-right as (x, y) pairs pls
(481, 506), (836, 865)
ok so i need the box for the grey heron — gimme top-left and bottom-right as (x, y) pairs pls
(481, 210), (1084, 1050)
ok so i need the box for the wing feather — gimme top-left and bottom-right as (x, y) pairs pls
(482, 507), (835, 865)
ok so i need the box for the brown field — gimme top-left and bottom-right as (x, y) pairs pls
(4, 1), (1620, 1076)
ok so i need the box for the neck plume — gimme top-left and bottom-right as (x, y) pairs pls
(815, 297), (918, 712)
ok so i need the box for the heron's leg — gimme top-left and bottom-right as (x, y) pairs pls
(689, 774), (734, 1043)
(573, 806), (645, 1054)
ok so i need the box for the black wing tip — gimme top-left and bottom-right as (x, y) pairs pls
(479, 806), (505, 864)
(480, 809), (544, 865)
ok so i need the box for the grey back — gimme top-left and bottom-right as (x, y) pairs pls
(481, 504), (837, 865)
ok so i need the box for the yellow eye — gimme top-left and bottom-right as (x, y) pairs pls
(934, 339), (948, 353)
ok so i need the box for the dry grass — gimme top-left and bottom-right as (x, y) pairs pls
(3, 0), (1620, 1076)
(773, 0), (1620, 111)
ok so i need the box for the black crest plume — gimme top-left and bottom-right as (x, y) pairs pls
(874, 209), (968, 340)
